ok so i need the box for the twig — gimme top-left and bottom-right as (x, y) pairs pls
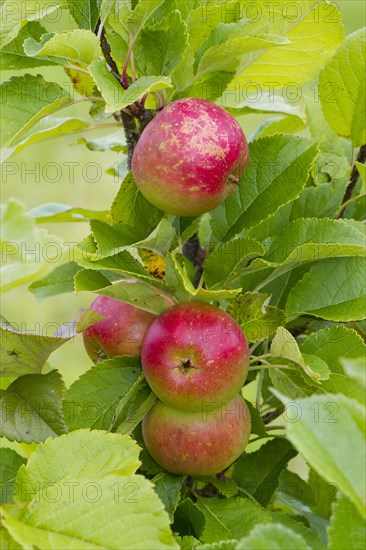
(337, 144), (366, 218)
(262, 406), (285, 425)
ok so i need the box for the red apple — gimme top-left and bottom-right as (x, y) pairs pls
(83, 287), (174, 362)
(141, 301), (249, 411)
(131, 98), (249, 216)
(142, 395), (251, 475)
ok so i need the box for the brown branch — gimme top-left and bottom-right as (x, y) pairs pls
(262, 406), (285, 425)
(337, 144), (366, 218)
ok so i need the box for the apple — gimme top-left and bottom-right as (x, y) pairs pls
(142, 395), (251, 476)
(141, 301), (249, 411)
(131, 98), (249, 216)
(83, 286), (174, 362)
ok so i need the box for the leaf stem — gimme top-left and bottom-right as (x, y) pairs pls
(337, 144), (366, 218)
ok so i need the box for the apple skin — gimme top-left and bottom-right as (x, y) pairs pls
(141, 301), (249, 411)
(142, 395), (251, 476)
(131, 98), (249, 216)
(83, 289), (174, 362)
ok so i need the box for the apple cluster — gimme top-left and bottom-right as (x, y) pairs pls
(84, 295), (251, 476)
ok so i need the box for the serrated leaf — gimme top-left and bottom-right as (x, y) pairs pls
(204, 238), (265, 289)
(67, 0), (102, 31)
(0, 22), (54, 70)
(300, 326), (366, 375)
(253, 115), (307, 140)
(227, 292), (286, 343)
(29, 262), (82, 300)
(0, 75), (70, 148)
(232, 439), (297, 507)
(0, 317), (71, 377)
(63, 357), (141, 430)
(319, 28), (366, 146)
(223, 0), (344, 98)
(173, 498), (206, 539)
(2, 430), (178, 549)
(308, 468), (337, 520)
(210, 136), (318, 242)
(328, 494), (366, 550)
(286, 257), (366, 322)
(90, 59), (172, 112)
(165, 253), (241, 303)
(136, 10), (188, 76)
(270, 512), (326, 550)
(76, 250), (155, 284)
(251, 218), (366, 270)
(112, 374), (157, 434)
(27, 201), (109, 223)
(2, 117), (90, 162)
(236, 523), (310, 550)
(75, 130), (126, 152)
(0, 449), (26, 504)
(111, 173), (163, 237)
(95, 280), (173, 315)
(271, 328), (330, 383)
(341, 357), (366, 387)
(274, 392), (366, 518)
(25, 29), (102, 65)
(195, 496), (272, 544)
(0, 0), (61, 48)
(153, 472), (185, 521)
(0, 370), (67, 443)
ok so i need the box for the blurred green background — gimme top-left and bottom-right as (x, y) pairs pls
(1, 1), (365, 388)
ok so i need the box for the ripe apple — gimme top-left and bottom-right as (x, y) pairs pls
(131, 98), (249, 216)
(83, 287), (174, 362)
(142, 395), (251, 476)
(141, 301), (249, 411)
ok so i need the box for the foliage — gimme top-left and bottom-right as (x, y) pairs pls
(0, 1), (365, 549)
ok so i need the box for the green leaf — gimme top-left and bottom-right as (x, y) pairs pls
(0, 519), (22, 550)
(251, 218), (366, 270)
(308, 469), (337, 519)
(236, 523), (310, 550)
(227, 292), (286, 343)
(0, 75), (70, 148)
(0, 370), (67, 443)
(253, 115), (307, 140)
(0, 22), (54, 70)
(300, 326), (366, 375)
(90, 59), (172, 112)
(286, 257), (366, 322)
(0, 317), (71, 377)
(2, 117), (90, 162)
(223, 0), (344, 98)
(328, 494), (366, 550)
(232, 439), (297, 507)
(203, 238), (265, 289)
(76, 250), (154, 284)
(29, 262), (82, 300)
(75, 130), (126, 152)
(173, 498), (206, 539)
(111, 173), (163, 240)
(112, 375), (157, 434)
(0, 449), (26, 504)
(319, 28), (366, 146)
(63, 357), (141, 431)
(136, 10), (188, 76)
(210, 136), (318, 242)
(2, 430), (178, 549)
(274, 392), (366, 518)
(153, 472), (185, 521)
(25, 29), (102, 65)
(195, 496), (272, 543)
(67, 0), (102, 31)
(271, 328), (330, 383)
(96, 280), (172, 315)
(270, 513), (325, 550)
(341, 357), (366, 387)
(0, 0), (61, 47)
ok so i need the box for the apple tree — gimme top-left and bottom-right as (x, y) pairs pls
(0, 1), (365, 549)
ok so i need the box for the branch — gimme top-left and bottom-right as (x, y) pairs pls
(262, 406), (285, 425)
(182, 233), (206, 289)
(337, 144), (366, 218)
